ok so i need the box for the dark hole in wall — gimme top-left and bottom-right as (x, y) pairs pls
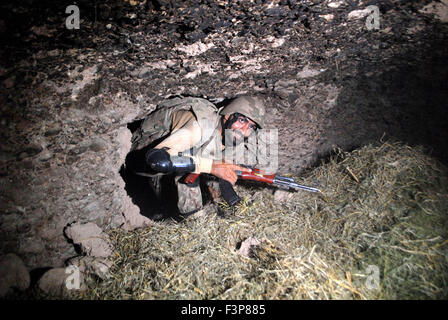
(119, 118), (180, 220)
(120, 118), (219, 221)
(120, 164), (220, 221)
(119, 164), (180, 221)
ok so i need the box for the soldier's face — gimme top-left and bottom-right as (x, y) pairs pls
(223, 115), (257, 146)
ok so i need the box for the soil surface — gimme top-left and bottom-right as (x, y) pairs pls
(0, 0), (447, 271)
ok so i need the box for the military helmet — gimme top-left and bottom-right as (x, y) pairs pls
(219, 96), (266, 128)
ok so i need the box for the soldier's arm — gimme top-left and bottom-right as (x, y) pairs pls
(144, 114), (251, 183)
(146, 112), (214, 174)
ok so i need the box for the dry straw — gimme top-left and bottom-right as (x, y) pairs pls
(72, 141), (448, 300)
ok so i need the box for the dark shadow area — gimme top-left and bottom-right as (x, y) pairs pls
(29, 266), (52, 288)
(120, 164), (224, 222)
(119, 164), (180, 221)
(126, 118), (144, 133)
(121, 117), (181, 221)
(321, 28), (448, 166)
(0, 0), (163, 66)
(121, 116), (215, 221)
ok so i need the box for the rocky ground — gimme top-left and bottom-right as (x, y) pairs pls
(0, 0), (447, 296)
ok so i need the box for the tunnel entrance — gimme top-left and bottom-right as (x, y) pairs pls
(119, 118), (179, 221)
(119, 164), (180, 221)
(120, 118), (218, 221)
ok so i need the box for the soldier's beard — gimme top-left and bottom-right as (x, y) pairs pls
(223, 129), (244, 147)
(221, 115), (245, 147)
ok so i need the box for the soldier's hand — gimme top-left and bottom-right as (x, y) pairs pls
(210, 161), (251, 185)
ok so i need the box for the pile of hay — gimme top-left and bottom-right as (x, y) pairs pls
(72, 141), (448, 299)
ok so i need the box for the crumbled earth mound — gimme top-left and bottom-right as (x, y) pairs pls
(0, 0), (447, 295)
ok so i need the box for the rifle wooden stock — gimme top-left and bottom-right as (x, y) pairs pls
(235, 168), (275, 184)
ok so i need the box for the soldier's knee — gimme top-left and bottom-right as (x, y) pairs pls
(177, 184), (203, 215)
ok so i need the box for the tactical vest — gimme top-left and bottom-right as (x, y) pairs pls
(130, 97), (222, 156)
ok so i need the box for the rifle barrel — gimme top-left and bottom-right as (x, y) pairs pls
(273, 176), (321, 193)
(236, 170), (322, 193)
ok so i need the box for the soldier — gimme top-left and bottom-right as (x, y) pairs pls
(125, 95), (267, 218)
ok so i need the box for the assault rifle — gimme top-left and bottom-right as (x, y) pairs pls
(184, 167), (321, 206)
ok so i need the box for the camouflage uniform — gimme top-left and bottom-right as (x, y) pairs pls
(129, 96), (267, 216)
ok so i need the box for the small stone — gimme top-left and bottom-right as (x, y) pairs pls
(237, 237), (261, 257)
(38, 150), (52, 161)
(320, 14), (334, 22)
(0, 253), (30, 297)
(297, 65), (323, 79)
(420, 0), (448, 23)
(47, 49), (60, 57)
(328, 1), (343, 8)
(348, 8), (372, 20)
(88, 138), (108, 152)
(131, 66), (152, 78)
(37, 268), (69, 296)
(68, 145), (88, 156)
(44, 124), (62, 137)
(65, 222), (113, 258)
(68, 256), (112, 280)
